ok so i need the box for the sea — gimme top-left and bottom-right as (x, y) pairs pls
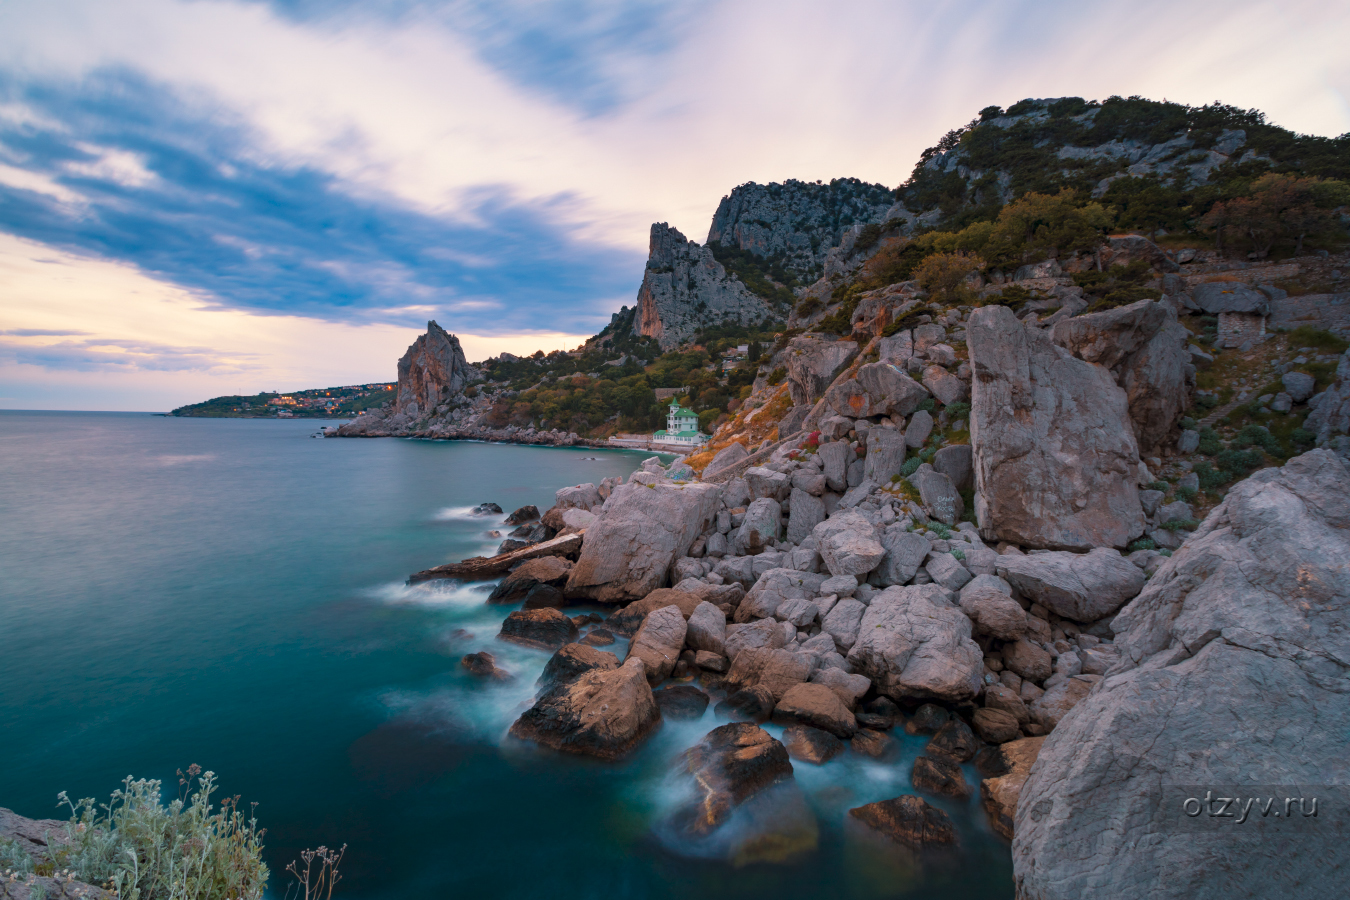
(0, 410), (1013, 899)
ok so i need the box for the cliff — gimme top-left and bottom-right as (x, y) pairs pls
(631, 223), (778, 349)
(337, 320), (480, 435)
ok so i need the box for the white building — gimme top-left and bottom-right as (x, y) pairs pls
(653, 399), (707, 446)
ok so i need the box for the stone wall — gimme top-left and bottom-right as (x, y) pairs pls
(1216, 311), (1265, 348)
(1269, 292), (1350, 339)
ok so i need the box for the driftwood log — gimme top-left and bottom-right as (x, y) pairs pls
(409, 533), (583, 583)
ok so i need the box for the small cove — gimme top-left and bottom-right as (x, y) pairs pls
(0, 410), (1013, 899)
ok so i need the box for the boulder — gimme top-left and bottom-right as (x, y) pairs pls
(715, 685), (777, 722)
(509, 657), (659, 760)
(555, 483), (603, 511)
(498, 608), (579, 649)
(871, 527), (932, 586)
(606, 588), (704, 636)
(487, 556), (574, 603)
(1029, 673), (1099, 730)
(813, 510), (886, 577)
(790, 467), (827, 496)
(926, 716), (979, 762)
(924, 552), (972, 591)
(673, 723), (795, 835)
(904, 409), (933, 448)
(1305, 350), (1350, 450)
(704, 441), (750, 478)
(850, 728), (898, 759)
(982, 683), (1031, 727)
(818, 440), (850, 493)
(724, 647), (813, 701)
(735, 568), (827, 624)
(626, 605), (688, 685)
(848, 795), (957, 848)
(655, 685), (711, 720)
(821, 597), (867, 652)
(911, 754), (972, 799)
(972, 708), (1021, 744)
(772, 682), (858, 738)
(686, 601), (727, 654)
(855, 362), (930, 417)
(785, 488), (826, 545)
(1051, 299), (1194, 454)
(959, 586), (1027, 640)
(932, 444), (974, 493)
(846, 584), (984, 702)
(967, 305), (1145, 550)
(735, 497), (783, 554)
(996, 548), (1146, 622)
(911, 464), (963, 525)
(878, 331), (914, 364)
(825, 378), (879, 418)
(723, 617), (791, 661)
(1191, 281), (1271, 316)
(694, 650), (729, 672)
(785, 336), (859, 407)
(505, 504), (540, 525)
(461, 650), (511, 680)
(566, 480), (721, 602)
(904, 703), (949, 735)
(745, 466), (790, 502)
(1012, 450), (1350, 899)
(782, 725), (845, 764)
(810, 666), (871, 707)
(1281, 370), (1315, 404)
(922, 365), (968, 406)
(1001, 638), (1052, 683)
(537, 643), (618, 688)
(863, 426), (907, 485)
(980, 737), (1045, 840)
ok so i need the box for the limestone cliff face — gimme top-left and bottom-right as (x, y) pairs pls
(707, 178), (903, 283)
(632, 224), (776, 350)
(394, 320), (479, 418)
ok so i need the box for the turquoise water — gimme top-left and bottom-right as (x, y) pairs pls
(0, 411), (1013, 899)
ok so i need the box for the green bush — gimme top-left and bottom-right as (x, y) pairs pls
(900, 457), (922, 476)
(929, 522), (952, 539)
(951, 548), (966, 561)
(54, 768), (269, 900)
(1288, 325), (1350, 353)
(0, 836), (34, 874)
(1290, 427), (1316, 451)
(1197, 427), (1223, 455)
(944, 401), (971, 421)
(1127, 537), (1157, 552)
(1194, 461), (1227, 490)
(1145, 480), (1170, 493)
(1234, 424), (1280, 454)
(917, 397), (936, 412)
(1161, 518), (1200, 532)
(1193, 394), (1219, 411)
(1214, 447), (1268, 479)
(1176, 486), (1198, 502)
(767, 367), (787, 386)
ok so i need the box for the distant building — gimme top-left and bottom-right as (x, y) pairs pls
(654, 386), (690, 401)
(653, 399), (707, 446)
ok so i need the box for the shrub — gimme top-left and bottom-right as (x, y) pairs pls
(1193, 394), (1219, 411)
(766, 367), (787, 386)
(1194, 461), (1226, 490)
(914, 252), (984, 306)
(54, 767), (269, 900)
(1290, 427), (1316, 451)
(0, 836), (34, 875)
(1161, 518), (1200, 532)
(1176, 486), (1198, 502)
(1234, 424), (1280, 454)
(944, 401), (971, 421)
(918, 397), (936, 412)
(900, 457), (922, 477)
(1197, 427), (1223, 455)
(929, 522), (952, 539)
(1287, 325), (1349, 353)
(1145, 480), (1170, 493)
(1127, 537), (1157, 552)
(1214, 447), (1268, 479)
(951, 548), (966, 561)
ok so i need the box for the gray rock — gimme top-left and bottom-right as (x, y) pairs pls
(774, 597), (819, 627)
(1156, 500), (1193, 526)
(1176, 472), (1199, 493)
(566, 480), (722, 602)
(877, 331), (913, 364)
(509, 657), (659, 760)
(960, 586), (1028, 641)
(1270, 392), (1292, 413)
(686, 601), (727, 654)
(735, 568), (828, 623)
(724, 647), (813, 700)
(967, 305), (1146, 551)
(846, 458), (866, 487)
(820, 573), (858, 596)
(1176, 429), (1199, 454)
(556, 482), (603, 511)
(735, 498), (782, 555)
(745, 466), (790, 502)
(905, 410), (934, 448)
(704, 531), (728, 558)
(864, 426), (907, 485)
(1013, 450), (1350, 899)
(626, 605), (688, 685)
(821, 597), (867, 651)
(772, 682), (858, 738)
(922, 365), (968, 406)
(1191, 281), (1271, 316)
(790, 467), (826, 496)
(855, 362), (931, 418)
(846, 584), (984, 702)
(813, 509), (886, 577)
(911, 463), (963, 525)
(925, 553), (972, 592)
(996, 548), (1146, 622)
(1305, 350), (1350, 449)
(785, 488), (826, 546)
(825, 378), (879, 419)
(871, 527), (932, 586)
(722, 477), (752, 510)
(932, 444), (974, 492)
(810, 666), (871, 707)
(785, 335), (859, 407)
(1138, 489), (1165, 518)
(818, 440), (850, 493)
(1001, 638), (1052, 683)
(1281, 370), (1315, 403)
(704, 441), (749, 478)
(723, 617), (791, 662)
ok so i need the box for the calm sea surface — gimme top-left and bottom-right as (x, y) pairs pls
(0, 411), (1012, 899)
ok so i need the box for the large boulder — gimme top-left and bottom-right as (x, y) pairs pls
(871, 527), (932, 587)
(1013, 451), (1350, 899)
(846, 584), (984, 702)
(996, 548), (1146, 622)
(509, 657), (660, 760)
(771, 682), (858, 738)
(498, 608), (578, 649)
(922, 365), (968, 406)
(736, 497), (783, 554)
(824, 378), (877, 418)
(704, 441), (749, 478)
(818, 440), (850, 493)
(863, 425), (907, 485)
(725, 647), (813, 700)
(910, 464), (963, 525)
(785, 336), (859, 407)
(854, 363), (930, 417)
(606, 587), (704, 636)
(626, 605), (688, 684)
(959, 585), (1027, 640)
(848, 795), (957, 848)
(967, 305), (1145, 550)
(537, 643), (619, 689)
(686, 601), (727, 654)
(672, 723), (794, 835)
(487, 556), (573, 603)
(1191, 281), (1271, 316)
(723, 617), (791, 661)
(813, 510), (886, 577)
(933, 444), (973, 492)
(785, 488), (826, 545)
(566, 480), (721, 602)
(555, 482), (603, 511)
(735, 568), (827, 624)
(1052, 299), (1193, 455)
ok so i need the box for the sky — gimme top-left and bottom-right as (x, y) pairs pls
(1, 0), (1348, 410)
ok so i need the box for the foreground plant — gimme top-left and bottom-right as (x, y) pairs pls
(54, 765), (268, 900)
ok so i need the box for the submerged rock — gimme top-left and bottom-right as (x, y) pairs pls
(848, 795), (957, 848)
(911, 754), (972, 800)
(655, 685), (711, 720)
(498, 608), (579, 649)
(509, 657), (659, 760)
(781, 725), (845, 764)
(672, 723), (794, 836)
